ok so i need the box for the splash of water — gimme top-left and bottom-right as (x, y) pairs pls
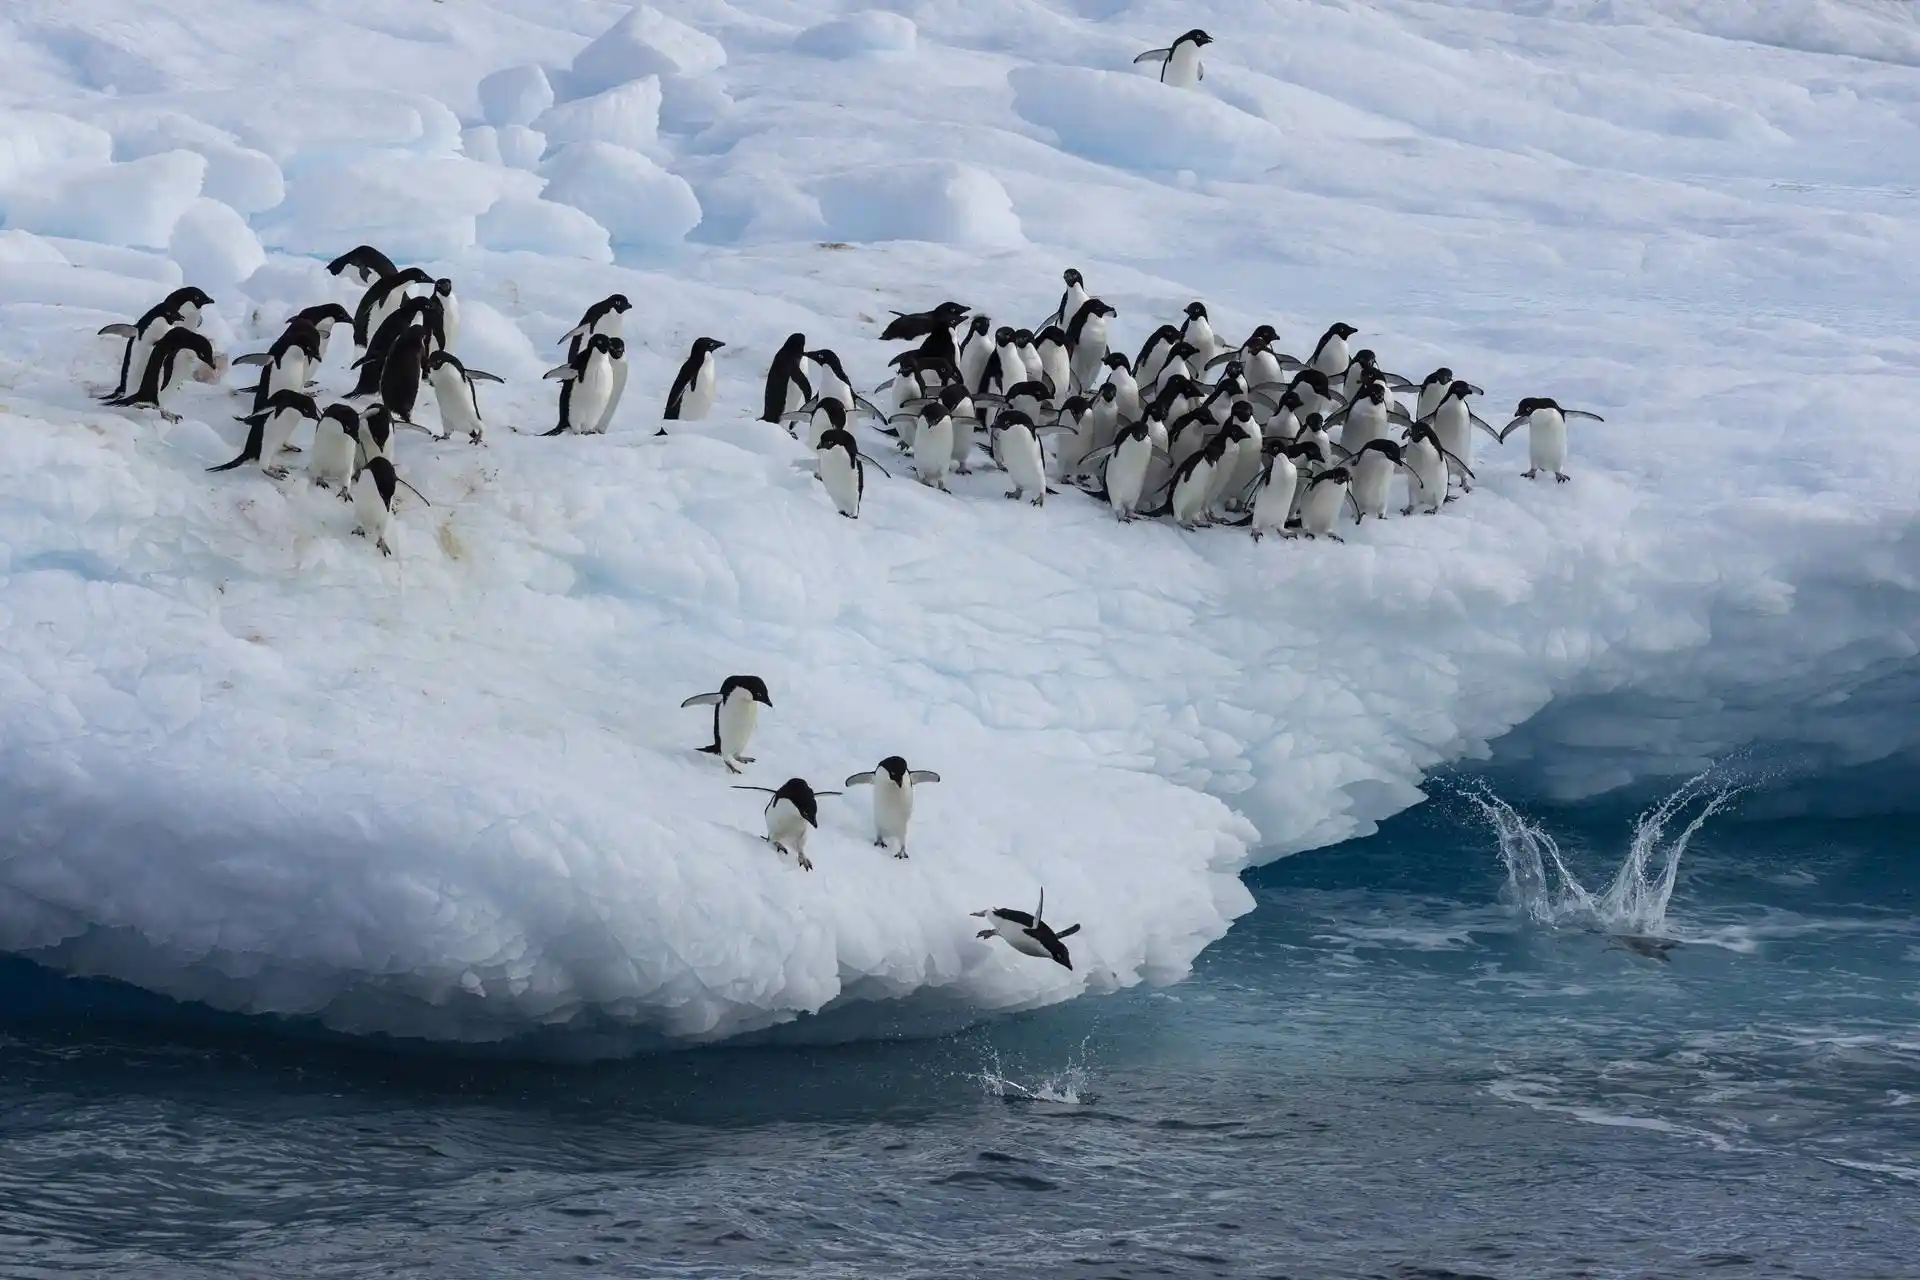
(974, 1035), (1097, 1105)
(1465, 768), (1742, 935)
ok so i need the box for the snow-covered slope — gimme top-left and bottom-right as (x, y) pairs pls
(2, 0), (1918, 1048)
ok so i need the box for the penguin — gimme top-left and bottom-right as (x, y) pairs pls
(911, 401), (956, 491)
(587, 309), (629, 435)
(1347, 439), (1408, 520)
(785, 395), (847, 452)
(348, 295), (444, 399)
(431, 278), (460, 352)
(1153, 341), (1202, 394)
(1214, 401), (1264, 509)
(1275, 368), (1343, 423)
(1066, 298), (1116, 392)
(353, 266), (430, 349)
(1410, 367), (1457, 424)
(1400, 421), (1471, 514)
(733, 777), (840, 871)
(1087, 381), (1123, 456)
(972, 888), (1080, 969)
(1151, 432), (1233, 529)
(309, 403), (358, 491)
(1237, 441), (1304, 542)
(843, 757), (942, 857)
(380, 326), (433, 427)
(106, 327), (216, 422)
(942, 383), (984, 474)
(209, 389), (318, 477)
(663, 336), (725, 426)
(807, 349), (874, 423)
(1180, 301), (1221, 368)
(1034, 326), (1073, 403)
(1013, 328), (1046, 385)
(355, 403), (397, 474)
(237, 318), (321, 418)
(762, 333), (812, 423)
(1327, 380), (1410, 454)
(1133, 28), (1213, 88)
(681, 674), (772, 773)
(1306, 323), (1358, 378)
(424, 351), (502, 444)
(993, 410), (1055, 506)
(1049, 395), (1095, 480)
(1134, 324), (1184, 389)
(325, 244), (397, 286)
(1498, 397), (1602, 482)
(1148, 375), (1204, 436)
(290, 303), (355, 369)
(1043, 268), (1089, 331)
(979, 325), (1023, 399)
(880, 301), (969, 343)
(819, 426), (889, 518)
(1421, 380), (1496, 492)
(987, 378), (1055, 425)
(1338, 348), (1391, 402)
(560, 294), (632, 361)
(351, 454), (399, 556)
(1078, 415), (1163, 522)
(956, 315), (994, 394)
(1099, 352), (1143, 421)
(1295, 411), (1334, 468)
(97, 286), (214, 400)
(542, 334), (621, 436)
(1263, 389), (1306, 444)
(1298, 467), (1355, 541)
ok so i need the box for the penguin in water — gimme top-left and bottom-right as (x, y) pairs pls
(1298, 467), (1356, 541)
(106, 327), (217, 422)
(973, 888), (1081, 970)
(681, 675), (772, 774)
(1421, 379), (1495, 492)
(289, 303), (355, 370)
(1498, 397), (1603, 482)
(762, 333), (812, 424)
(325, 244), (397, 287)
(1134, 28), (1213, 88)
(880, 301), (969, 343)
(1066, 298), (1116, 392)
(424, 352), (502, 444)
(560, 294), (632, 361)
(309, 403), (359, 491)
(818, 426), (890, 519)
(97, 286), (214, 401)
(351, 455), (399, 557)
(542, 334), (621, 435)
(1042, 268), (1089, 331)
(662, 336), (725, 429)
(733, 777), (841, 872)
(1400, 421), (1471, 515)
(843, 757), (942, 858)
(208, 390), (318, 478)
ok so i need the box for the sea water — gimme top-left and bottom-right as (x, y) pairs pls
(2, 774), (1915, 1278)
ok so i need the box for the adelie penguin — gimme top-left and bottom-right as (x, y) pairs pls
(349, 295), (444, 398)
(972, 888), (1081, 970)
(289, 303), (355, 370)
(354, 403), (398, 476)
(908, 401), (955, 490)
(843, 757), (942, 858)
(353, 266), (430, 349)
(1233, 440), (1306, 542)
(106, 327), (218, 422)
(209, 389), (319, 478)
(1421, 379), (1494, 492)
(380, 325), (434, 428)
(1398, 422), (1472, 514)
(234, 318), (322, 418)
(425, 352), (502, 444)
(818, 426), (890, 519)
(1134, 28), (1212, 88)
(1041, 268), (1089, 331)
(325, 244), (398, 287)
(992, 410), (1065, 506)
(309, 403), (359, 491)
(879, 301), (968, 343)
(1077, 414), (1166, 522)
(561, 294), (632, 360)
(1305, 322), (1358, 379)
(352, 455), (400, 557)
(1345, 438), (1411, 520)
(662, 336), (725, 429)
(1149, 431), (1235, 529)
(542, 334), (622, 436)
(761, 332), (812, 424)
(681, 675), (772, 774)
(1298, 467), (1356, 541)
(1498, 397), (1602, 483)
(733, 777), (840, 871)
(1066, 298), (1117, 392)
(97, 286), (214, 401)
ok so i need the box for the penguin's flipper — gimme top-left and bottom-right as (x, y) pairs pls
(543, 364), (578, 381)
(465, 368), (506, 384)
(1496, 417), (1527, 443)
(1387, 404), (1413, 425)
(1202, 348), (1240, 371)
(852, 394), (888, 421)
(860, 454), (893, 479)
(729, 783), (775, 792)
(1565, 410), (1605, 422)
(909, 770), (941, 784)
(1133, 47), (1171, 64)
(1274, 355), (1304, 372)
(1386, 375), (1418, 392)
(680, 692), (723, 708)
(1054, 923), (1081, 939)
(97, 323), (137, 338)
(843, 771), (876, 787)
(231, 353), (272, 367)
(394, 477), (433, 507)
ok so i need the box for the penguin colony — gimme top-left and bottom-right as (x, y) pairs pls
(87, 30), (1606, 975)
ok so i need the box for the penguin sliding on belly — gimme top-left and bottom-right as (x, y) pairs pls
(733, 777), (841, 871)
(844, 757), (941, 858)
(681, 675), (773, 774)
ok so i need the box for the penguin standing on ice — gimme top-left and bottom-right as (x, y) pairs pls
(1400, 420), (1471, 514)
(351, 455), (399, 557)
(1067, 299), (1116, 392)
(1134, 28), (1213, 87)
(209, 390), (318, 477)
(234, 319), (322, 418)
(1235, 441), (1304, 542)
(353, 266), (431, 349)
(973, 888), (1081, 969)
(326, 244), (398, 287)
(1078, 416), (1164, 522)
(380, 326), (434, 428)
(348, 295), (444, 399)
(1298, 467), (1355, 541)
(681, 675), (773, 774)
(844, 757), (942, 858)
(956, 315), (994, 395)
(354, 403), (397, 473)
(97, 286), (215, 401)
(818, 426), (890, 519)
(1346, 439), (1410, 521)
(106, 327), (217, 422)
(662, 336), (725, 428)
(542, 334), (621, 436)
(762, 333), (812, 423)
(290, 303), (355, 370)
(425, 351), (502, 444)
(1180, 301), (1221, 368)
(1042, 268), (1089, 331)
(431, 278), (461, 352)
(560, 294), (632, 361)
(309, 403), (358, 491)
(1420, 380), (1494, 493)
(1498, 397), (1602, 482)
(910, 401), (956, 490)
(733, 777), (841, 872)
(992, 410), (1058, 506)
(1306, 322), (1358, 378)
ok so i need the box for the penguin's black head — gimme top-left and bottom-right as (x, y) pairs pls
(1515, 396), (1555, 416)
(1230, 400), (1254, 421)
(607, 294), (632, 313)
(1038, 325), (1068, 347)
(1278, 390), (1303, 412)
(1449, 379), (1476, 399)
(1296, 370), (1331, 394)
(434, 278), (452, 297)
(426, 350), (457, 372)
(1103, 351), (1130, 370)
(1315, 466), (1350, 486)
(397, 267), (432, 286)
(608, 337), (627, 358)
(1185, 301), (1208, 320)
(780, 332), (807, 354)
(932, 301), (969, 324)
(817, 397), (848, 428)
(1091, 299), (1117, 317)
(722, 674), (773, 706)
(1169, 342), (1199, 361)
(585, 332), (612, 355)
(299, 302), (354, 327)
(1182, 28), (1213, 47)
(774, 777), (819, 820)
(1097, 382), (1118, 403)
(1249, 324), (1278, 344)
(174, 285), (216, 310)
(1361, 439), (1401, 463)
(696, 336), (726, 352)
(938, 383), (969, 410)
(969, 315), (991, 335)
(995, 325), (1017, 345)
(1427, 366), (1454, 386)
(1060, 395), (1090, 417)
(879, 756), (909, 784)
(995, 409), (1034, 432)
(1302, 411), (1324, 429)
(805, 348), (843, 375)
(1351, 348), (1377, 368)
(1204, 432), (1233, 460)
(1014, 328), (1035, 346)
(323, 403), (359, 431)
(363, 406), (393, 447)
(818, 426), (858, 457)
(1063, 268), (1082, 286)
(1330, 322), (1357, 340)
(919, 400), (950, 425)
(1361, 382), (1386, 404)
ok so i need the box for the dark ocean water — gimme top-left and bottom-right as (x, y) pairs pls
(2, 779), (1916, 1279)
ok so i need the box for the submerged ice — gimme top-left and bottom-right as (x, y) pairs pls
(2, 0), (1920, 1048)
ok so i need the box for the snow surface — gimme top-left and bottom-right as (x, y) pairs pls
(2, 0), (1920, 1049)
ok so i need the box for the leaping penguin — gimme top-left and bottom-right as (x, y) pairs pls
(973, 888), (1081, 970)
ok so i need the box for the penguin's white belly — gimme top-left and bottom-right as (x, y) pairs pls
(682, 361), (717, 420)
(820, 449), (862, 516)
(1040, 348), (1071, 399)
(429, 370), (482, 439)
(1530, 412), (1567, 472)
(1302, 482), (1347, 536)
(1417, 385), (1447, 423)
(1252, 460), (1298, 533)
(1433, 405), (1471, 476)
(311, 426), (354, 487)
(958, 346), (990, 396)
(1069, 321), (1108, 388)
(1312, 339), (1348, 378)
(1002, 429), (1047, 501)
(593, 357), (627, 434)
(1186, 321), (1218, 367)
(441, 294), (461, 351)
(1405, 441), (1447, 512)
(1172, 463), (1215, 526)
(572, 360), (614, 434)
(1163, 43), (1204, 88)
(1340, 405), (1385, 453)
(873, 779), (913, 844)
(1019, 348), (1045, 383)
(352, 471), (391, 544)
(949, 412), (977, 468)
(1107, 437), (1151, 515)
(718, 694), (758, 759)
(766, 799), (811, 854)
(914, 416), (954, 486)
(1248, 352), (1284, 395)
(1352, 457), (1395, 517)
(806, 409), (834, 451)
(1222, 434), (1263, 505)
(260, 409), (298, 471)
(1089, 402), (1120, 455)
(1055, 416), (1094, 479)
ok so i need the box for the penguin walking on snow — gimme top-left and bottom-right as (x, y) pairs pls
(352, 455), (399, 557)
(1041, 268), (1089, 331)
(353, 267), (431, 350)
(106, 328), (218, 422)
(734, 777), (840, 871)
(818, 426), (890, 518)
(209, 390), (318, 477)
(1298, 467), (1355, 541)
(289, 303), (355, 371)
(1400, 421), (1471, 514)
(97, 286), (214, 401)
(1421, 379), (1494, 492)
(1066, 299), (1116, 392)
(309, 404), (359, 491)
(844, 757), (941, 858)
(681, 675), (773, 773)
(380, 326), (434, 429)
(1499, 397), (1603, 482)
(1134, 29), (1212, 87)
(973, 888), (1081, 970)
(762, 333), (812, 423)
(662, 336), (725, 429)
(542, 334), (622, 436)
(560, 294), (632, 360)
(909, 401), (956, 490)
(424, 351), (502, 444)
